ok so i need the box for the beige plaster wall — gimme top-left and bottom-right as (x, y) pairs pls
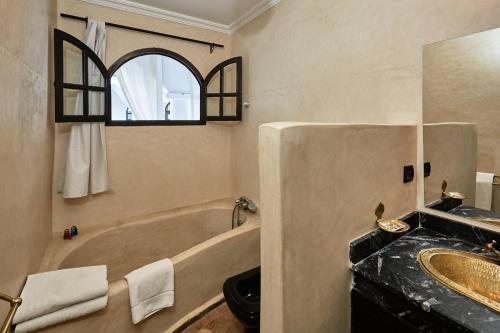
(53, 0), (233, 232)
(423, 123), (477, 206)
(0, 0), (56, 317)
(259, 123), (417, 333)
(230, 0), (500, 203)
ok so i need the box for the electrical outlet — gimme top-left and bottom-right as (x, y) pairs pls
(424, 162), (431, 177)
(403, 165), (414, 183)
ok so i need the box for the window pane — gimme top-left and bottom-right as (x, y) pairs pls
(207, 97), (220, 117)
(88, 57), (105, 87)
(223, 63), (237, 93)
(63, 41), (83, 85)
(111, 54), (201, 121)
(89, 91), (105, 116)
(63, 89), (83, 116)
(223, 97), (237, 117)
(207, 70), (220, 94)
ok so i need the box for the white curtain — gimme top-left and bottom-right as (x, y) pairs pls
(62, 20), (109, 198)
(114, 55), (163, 120)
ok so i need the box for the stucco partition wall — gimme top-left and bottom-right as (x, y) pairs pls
(0, 0), (56, 317)
(423, 123), (477, 206)
(53, 0), (233, 231)
(230, 0), (500, 205)
(259, 123), (417, 333)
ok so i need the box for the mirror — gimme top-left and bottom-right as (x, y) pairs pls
(423, 27), (500, 226)
(111, 54), (201, 122)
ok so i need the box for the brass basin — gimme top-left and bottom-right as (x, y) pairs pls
(418, 248), (500, 312)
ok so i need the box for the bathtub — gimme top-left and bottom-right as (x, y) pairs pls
(36, 200), (260, 333)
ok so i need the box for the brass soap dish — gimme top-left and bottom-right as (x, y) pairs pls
(472, 216), (500, 226)
(443, 191), (467, 200)
(375, 203), (410, 234)
(441, 180), (467, 200)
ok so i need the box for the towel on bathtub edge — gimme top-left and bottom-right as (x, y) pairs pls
(125, 258), (174, 324)
(13, 265), (108, 324)
(14, 294), (108, 333)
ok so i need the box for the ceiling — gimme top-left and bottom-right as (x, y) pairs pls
(130, 0), (261, 25)
(80, 0), (280, 33)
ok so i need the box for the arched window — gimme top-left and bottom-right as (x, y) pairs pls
(108, 49), (204, 126)
(54, 29), (242, 125)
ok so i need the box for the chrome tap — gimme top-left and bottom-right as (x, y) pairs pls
(483, 240), (500, 259)
(232, 196), (257, 229)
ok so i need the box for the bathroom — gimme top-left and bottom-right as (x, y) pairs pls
(1, 0), (499, 332)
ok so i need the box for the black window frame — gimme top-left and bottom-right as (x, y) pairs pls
(54, 29), (110, 123)
(54, 29), (243, 125)
(203, 57), (243, 121)
(107, 48), (206, 126)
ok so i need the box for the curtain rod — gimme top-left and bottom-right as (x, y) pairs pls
(60, 13), (224, 53)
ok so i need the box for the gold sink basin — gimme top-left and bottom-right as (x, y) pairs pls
(418, 248), (500, 312)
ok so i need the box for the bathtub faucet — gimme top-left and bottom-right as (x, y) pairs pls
(232, 196), (257, 229)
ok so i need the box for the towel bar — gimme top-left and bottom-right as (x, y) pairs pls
(0, 292), (22, 333)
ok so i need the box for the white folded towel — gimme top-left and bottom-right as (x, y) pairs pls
(125, 259), (174, 324)
(14, 295), (108, 333)
(476, 172), (495, 210)
(13, 265), (108, 332)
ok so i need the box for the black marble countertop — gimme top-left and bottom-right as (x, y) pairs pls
(352, 227), (500, 333)
(450, 205), (500, 222)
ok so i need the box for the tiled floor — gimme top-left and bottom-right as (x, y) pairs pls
(181, 302), (245, 333)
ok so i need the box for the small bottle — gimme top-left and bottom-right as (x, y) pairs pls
(63, 229), (72, 240)
(70, 226), (78, 237)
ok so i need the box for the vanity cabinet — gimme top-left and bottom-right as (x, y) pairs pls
(351, 275), (472, 333)
(350, 212), (500, 333)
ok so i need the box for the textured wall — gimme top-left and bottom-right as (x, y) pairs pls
(53, 0), (234, 231)
(259, 123), (417, 333)
(230, 0), (500, 203)
(423, 123), (477, 206)
(0, 0), (56, 317)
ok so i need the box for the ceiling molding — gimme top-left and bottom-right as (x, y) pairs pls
(77, 0), (230, 33)
(76, 0), (280, 34)
(229, 0), (281, 33)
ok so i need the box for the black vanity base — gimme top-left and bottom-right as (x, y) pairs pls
(350, 212), (500, 333)
(351, 275), (473, 333)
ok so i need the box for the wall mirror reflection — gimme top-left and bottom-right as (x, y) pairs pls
(423, 27), (500, 226)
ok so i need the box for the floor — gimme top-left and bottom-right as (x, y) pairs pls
(181, 302), (245, 333)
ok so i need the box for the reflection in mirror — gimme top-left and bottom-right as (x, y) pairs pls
(88, 58), (105, 87)
(63, 89), (82, 116)
(63, 41), (82, 85)
(224, 63), (237, 93)
(423, 27), (500, 226)
(207, 97), (220, 117)
(207, 70), (220, 94)
(89, 91), (105, 116)
(111, 54), (200, 122)
(223, 97), (237, 117)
